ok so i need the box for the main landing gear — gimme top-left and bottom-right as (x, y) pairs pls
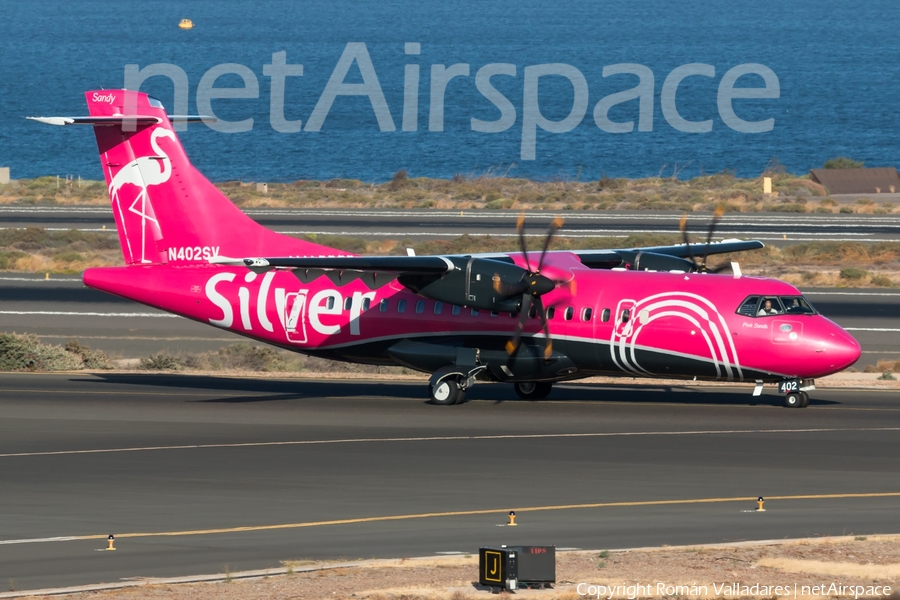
(427, 366), (487, 405)
(514, 381), (553, 400)
(427, 371), (555, 405)
(429, 377), (466, 406)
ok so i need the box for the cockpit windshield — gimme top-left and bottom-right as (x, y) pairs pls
(737, 295), (816, 317)
(148, 96), (165, 109)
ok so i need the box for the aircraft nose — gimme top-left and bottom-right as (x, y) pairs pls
(829, 327), (862, 371)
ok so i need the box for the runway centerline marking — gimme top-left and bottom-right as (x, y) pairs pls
(2, 491), (899, 546)
(1, 427), (898, 459)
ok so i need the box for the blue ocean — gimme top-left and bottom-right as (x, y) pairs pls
(0, 0), (898, 183)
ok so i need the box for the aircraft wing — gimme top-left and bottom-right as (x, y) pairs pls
(574, 239), (765, 269)
(210, 255), (455, 274)
(212, 238), (764, 274)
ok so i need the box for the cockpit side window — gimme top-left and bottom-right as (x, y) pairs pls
(780, 296), (816, 315)
(737, 296), (760, 317)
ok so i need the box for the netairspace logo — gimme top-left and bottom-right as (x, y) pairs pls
(576, 582), (893, 600)
(125, 42), (780, 161)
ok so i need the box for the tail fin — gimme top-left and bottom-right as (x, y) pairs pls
(83, 90), (339, 265)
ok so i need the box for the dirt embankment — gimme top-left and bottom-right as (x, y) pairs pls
(20, 535), (899, 600)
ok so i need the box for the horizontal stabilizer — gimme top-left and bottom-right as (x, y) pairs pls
(26, 115), (215, 126)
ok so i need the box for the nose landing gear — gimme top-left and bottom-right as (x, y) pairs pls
(779, 379), (812, 408)
(783, 391), (809, 408)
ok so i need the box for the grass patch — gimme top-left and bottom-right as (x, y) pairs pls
(0, 334), (111, 371)
(4, 170), (886, 214)
(139, 343), (417, 375)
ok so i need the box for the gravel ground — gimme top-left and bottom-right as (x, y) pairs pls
(19, 535), (900, 600)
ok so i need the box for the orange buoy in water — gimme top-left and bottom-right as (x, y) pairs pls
(179, 19), (194, 29)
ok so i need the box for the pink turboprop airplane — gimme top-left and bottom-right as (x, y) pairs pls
(28, 90), (861, 408)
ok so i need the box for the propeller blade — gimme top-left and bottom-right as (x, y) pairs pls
(679, 212), (698, 269)
(516, 213), (532, 273)
(536, 215), (564, 272)
(701, 204), (726, 270)
(534, 296), (553, 359)
(506, 294), (533, 356)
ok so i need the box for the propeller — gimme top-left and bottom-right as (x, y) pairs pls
(502, 214), (568, 359)
(679, 205), (730, 273)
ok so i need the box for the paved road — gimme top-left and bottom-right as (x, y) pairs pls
(0, 373), (897, 592)
(4, 206), (900, 244)
(0, 275), (895, 366)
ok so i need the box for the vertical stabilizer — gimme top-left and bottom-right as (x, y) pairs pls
(83, 90), (339, 265)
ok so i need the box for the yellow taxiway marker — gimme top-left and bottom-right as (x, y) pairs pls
(2, 491), (899, 546)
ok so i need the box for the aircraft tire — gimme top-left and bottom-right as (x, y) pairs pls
(514, 381), (553, 400)
(799, 391), (809, 408)
(784, 392), (803, 408)
(430, 378), (462, 405)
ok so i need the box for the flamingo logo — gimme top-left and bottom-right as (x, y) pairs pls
(610, 292), (743, 381)
(107, 128), (176, 264)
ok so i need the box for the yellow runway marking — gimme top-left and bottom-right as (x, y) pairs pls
(2, 492), (899, 546)
(2, 427), (899, 459)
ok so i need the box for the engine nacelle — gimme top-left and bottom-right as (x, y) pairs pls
(399, 256), (526, 312)
(617, 251), (695, 272)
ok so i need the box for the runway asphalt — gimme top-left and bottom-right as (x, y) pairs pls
(0, 274), (896, 366)
(5, 206), (900, 244)
(0, 373), (898, 592)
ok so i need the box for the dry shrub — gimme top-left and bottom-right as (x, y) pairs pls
(0, 333), (91, 371)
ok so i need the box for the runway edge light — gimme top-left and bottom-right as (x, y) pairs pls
(756, 497), (766, 512)
(106, 534), (116, 551)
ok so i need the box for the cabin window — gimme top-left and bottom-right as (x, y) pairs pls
(564, 306), (574, 321)
(415, 300), (425, 314)
(528, 305), (537, 319)
(581, 307), (593, 321)
(327, 296), (336, 310)
(471, 308), (479, 316)
(379, 299), (389, 312)
(344, 297), (352, 310)
(601, 308), (611, 322)
(362, 297), (371, 311)
(452, 305), (461, 315)
(621, 309), (630, 323)
(490, 311), (498, 317)
(434, 301), (443, 315)
(397, 299), (407, 313)
(546, 306), (556, 320)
